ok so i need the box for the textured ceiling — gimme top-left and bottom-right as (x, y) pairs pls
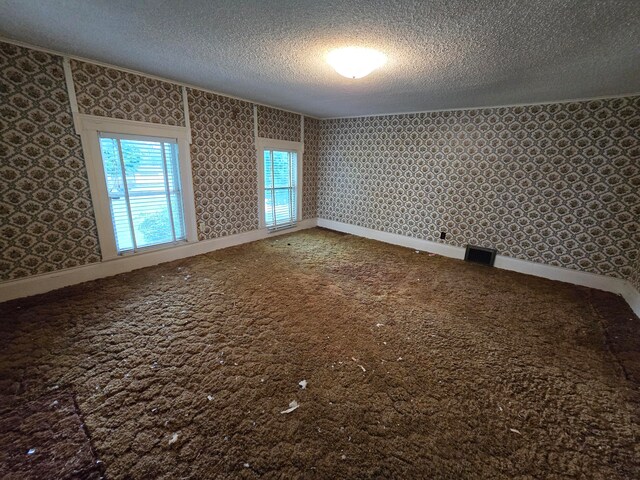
(1, 0), (639, 118)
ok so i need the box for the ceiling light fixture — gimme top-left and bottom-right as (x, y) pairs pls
(326, 47), (387, 79)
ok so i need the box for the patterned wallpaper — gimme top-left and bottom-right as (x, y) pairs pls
(2, 40), (638, 292)
(71, 60), (184, 126)
(0, 42), (101, 281)
(630, 253), (640, 292)
(317, 97), (640, 280)
(187, 88), (259, 239)
(303, 116), (320, 219)
(256, 105), (301, 142)
(1, 41), (317, 283)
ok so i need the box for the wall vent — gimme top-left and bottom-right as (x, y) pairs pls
(464, 245), (497, 266)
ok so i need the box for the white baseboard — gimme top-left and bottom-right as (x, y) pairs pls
(317, 218), (640, 318)
(621, 282), (640, 317)
(2, 217), (638, 319)
(0, 219), (317, 303)
(318, 218), (467, 259)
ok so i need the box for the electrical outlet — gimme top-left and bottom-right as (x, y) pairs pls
(440, 231), (446, 240)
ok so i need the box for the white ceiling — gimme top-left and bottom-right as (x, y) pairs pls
(1, 0), (639, 118)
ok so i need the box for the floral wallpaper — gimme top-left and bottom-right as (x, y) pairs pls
(630, 253), (640, 292)
(0, 42), (101, 280)
(71, 60), (184, 126)
(187, 88), (259, 239)
(2, 40), (639, 293)
(256, 105), (301, 142)
(303, 116), (320, 220)
(317, 97), (640, 280)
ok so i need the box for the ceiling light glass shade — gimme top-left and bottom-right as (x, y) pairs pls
(326, 47), (387, 79)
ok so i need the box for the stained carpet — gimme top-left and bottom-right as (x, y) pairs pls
(0, 228), (638, 479)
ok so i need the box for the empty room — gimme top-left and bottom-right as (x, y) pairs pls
(1, 1), (639, 478)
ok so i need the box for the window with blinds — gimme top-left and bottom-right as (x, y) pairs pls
(98, 133), (186, 254)
(264, 149), (297, 229)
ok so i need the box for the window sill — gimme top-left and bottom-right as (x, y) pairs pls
(109, 239), (190, 260)
(267, 223), (297, 233)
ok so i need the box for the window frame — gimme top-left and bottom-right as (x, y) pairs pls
(78, 114), (198, 260)
(255, 138), (303, 231)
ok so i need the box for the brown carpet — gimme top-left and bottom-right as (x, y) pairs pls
(0, 392), (103, 479)
(0, 228), (638, 479)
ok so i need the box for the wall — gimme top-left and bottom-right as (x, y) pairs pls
(0, 43), (101, 280)
(71, 60), (185, 126)
(630, 253), (640, 292)
(257, 105), (301, 142)
(302, 117), (320, 219)
(1, 41), (317, 283)
(1, 40), (638, 293)
(317, 97), (640, 281)
(188, 89), (258, 239)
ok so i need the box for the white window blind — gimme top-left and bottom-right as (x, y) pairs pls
(98, 133), (186, 254)
(264, 149), (297, 229)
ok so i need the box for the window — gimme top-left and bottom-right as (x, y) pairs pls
(79, 115), (197, 260)
(257, 139), (302, 231)
(99, 134), (185, 253)
(264, 149), (297, 228)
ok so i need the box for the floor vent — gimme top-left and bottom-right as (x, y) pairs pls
(464, 245), (497, 266)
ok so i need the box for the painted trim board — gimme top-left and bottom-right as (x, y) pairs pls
(2, 217), (638, 318)
(316, 218), (640, 318)
(0, 219), (317, 303)
(621, 282), (640, 317)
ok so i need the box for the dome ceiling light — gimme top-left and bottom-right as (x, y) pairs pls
(326, 47), (387, 79)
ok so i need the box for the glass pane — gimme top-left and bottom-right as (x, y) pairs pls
(110, 197), (134, 252)
(291, 152), (297, 186)
(272, 150), (291, 188)
(291, 152), (297, 221)
(165, 143), (185, 240)
(274, 187), (293, 225)
(170, 193), (184, 240)
(129, 195), (173, 247)
(119, 139), (173, 249)
(99, 137), (133, 252)
(264, 150), (272, 188)
(265, 189), (274, 226)
(291, 186), (297, 221)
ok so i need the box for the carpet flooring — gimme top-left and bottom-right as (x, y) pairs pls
(0, 228), (638, 479)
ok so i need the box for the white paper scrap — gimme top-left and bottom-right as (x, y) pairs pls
(280, 400), (299, 414)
